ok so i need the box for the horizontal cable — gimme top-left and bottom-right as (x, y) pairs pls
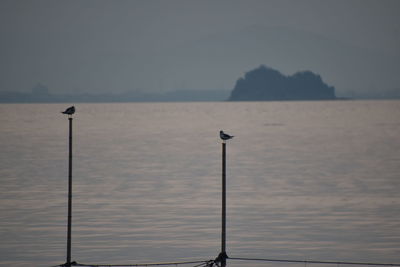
(59, 259), (212, 267)
(229, 257), (400, 266)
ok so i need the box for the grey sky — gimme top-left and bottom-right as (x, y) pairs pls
(1, 0), (399, 96)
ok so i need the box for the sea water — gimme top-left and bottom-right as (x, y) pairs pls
(0, 101), (399, 267)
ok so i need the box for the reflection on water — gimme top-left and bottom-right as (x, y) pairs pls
(0, 101), (399, 267)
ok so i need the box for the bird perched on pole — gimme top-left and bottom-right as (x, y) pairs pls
(220, 130), (234, 141)
(62, 106), (75, 115)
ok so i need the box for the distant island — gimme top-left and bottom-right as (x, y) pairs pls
(3, 69), (400, 103)
(229, 65), (336, 101)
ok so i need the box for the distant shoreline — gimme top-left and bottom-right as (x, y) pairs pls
(3, 96), (400, 104)
(2, 89), (400, 103)
(0, 89), (231, 103)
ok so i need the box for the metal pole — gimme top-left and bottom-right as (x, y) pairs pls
(66, 117), (73, 266)
(221, 141), (227, 267)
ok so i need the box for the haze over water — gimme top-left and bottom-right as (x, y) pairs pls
(0, 101), (399, 267)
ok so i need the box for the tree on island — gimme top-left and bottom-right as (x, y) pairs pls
(229, 65), (336, 101)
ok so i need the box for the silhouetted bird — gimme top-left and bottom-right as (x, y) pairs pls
(62, 106), (75, 115)
(220, 130), (234, 141)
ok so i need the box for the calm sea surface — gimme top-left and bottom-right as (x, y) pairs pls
(0, 101), (399, 267)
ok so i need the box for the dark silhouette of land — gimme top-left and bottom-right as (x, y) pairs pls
(229, 65), (336, 101)
(2, 69), (400, 103)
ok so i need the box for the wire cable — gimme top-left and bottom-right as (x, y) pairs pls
(56, 259), (212, 267)
(53, 255), (400, 267)
(229, 257), (400, 266)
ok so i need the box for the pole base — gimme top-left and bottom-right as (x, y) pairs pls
(213, 252), (228, 266)
(60, 261), (77, 266)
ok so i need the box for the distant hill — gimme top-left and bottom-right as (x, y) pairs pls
(155, 26), (400, 98)
(229, 65), (336, 101)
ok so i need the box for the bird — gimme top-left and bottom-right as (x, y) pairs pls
(220, 130), (234, 141)
(61, 106), (75, 115)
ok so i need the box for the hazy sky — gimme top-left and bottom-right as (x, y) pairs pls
(1, 0), (399, 96)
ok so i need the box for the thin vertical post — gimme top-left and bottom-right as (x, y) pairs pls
(66, 117), (73, 266)
(221, 141), (227, 267)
